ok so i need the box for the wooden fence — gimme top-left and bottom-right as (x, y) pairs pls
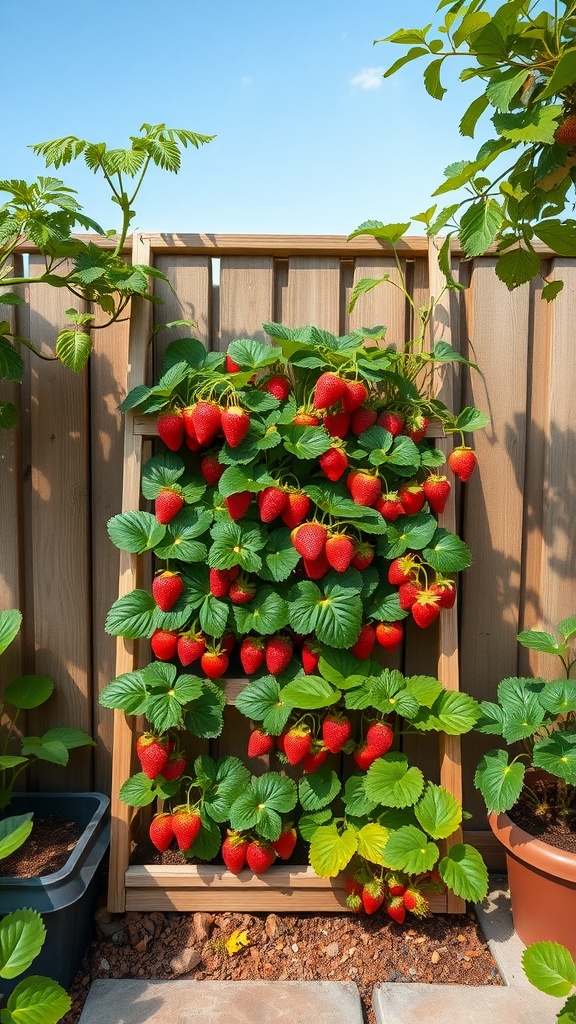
(1, 233), (575, 831)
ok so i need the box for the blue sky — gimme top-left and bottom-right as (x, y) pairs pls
(0, 1), (482, 235)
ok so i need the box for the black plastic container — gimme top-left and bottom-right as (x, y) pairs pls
(0, 792), (110, 992)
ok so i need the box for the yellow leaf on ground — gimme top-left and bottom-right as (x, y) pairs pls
(225, 929), (250, 956)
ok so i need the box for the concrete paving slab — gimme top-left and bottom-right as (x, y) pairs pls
(78, 979), (364, 1024)
(372, 983), (557, 1024)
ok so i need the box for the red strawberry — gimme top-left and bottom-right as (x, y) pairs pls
(431, 580), (456, 609)
(240, 637), (266, 675)
(324, 410), (351, 438)
(246, 841), (276, 873)
(226, 354), (241, 373)
(283, 726), (312, 765)
(423, 475), (450, 515)
(150, 628), (178, 661)
(172, 807), (202, 851)
(352, 623), (376, 660)
(276, 732), (287, 752)
(386, 896), (406, 924)
(291, 522), (327, 560)
(229, 577), (256, 604)
(221, 630), (236, 655)
(136, 734), (169, 779)
(257, 486), (287, 522)
(448, 446), (477, 481)
(248, 728), (275, 757)
(398, 484), (425, 515)
(209, 567), (232, 598)
(313, 372), (347, 410)
(366, 721), (394, 756)
(319, 447), (348, 482)
(222, 832), (249, 873)
(388, 555), (420, 586)
(325, 533), (355, 573)
(375, 493), (403, 521)
(375, 621), (404, 652)
(346, 471), (382, 507)
(352, 543), (375, 571)
(386, 873), (408, 897)
(303, 550), (331, 579)
(271, 827), (297, 859)
(181, 405), (197, 441)
(185, 433), (202, 452)
(201, 649), (229, 679)
(362, 880), (385, 915)
(322, 714), (352, 754)
(353, 743), (378, 771)
(351, 406), (377, 435)
(398, 581), (421, 611)
(192, 400), (222, 444)
(224, 491), (252, 520)
(201, 453), (225, 486)
(411, 589), (442, 628)
(155, 489), (184, 524)
(342, 380), (368, 413)
(554, 113), (576, 145)
(177, 630), (206, 666)
(263, 375), (291, 400)
(377, 411), (404, 437)
(152, 571), (183, 611)
(293, 410), (320, 426)
(403, 887), (430, 917)
(405, 414), (429, 444)
(302, 746), (329, 774)
(162, 753), (187, 781)
(265, 636), (293, 675)
(281, 491), (311, 528)
(222, 406), (251, 447)
(302, 641), (320, 675)
(149, 812), (174, 852)
(157, 410), (185, 451)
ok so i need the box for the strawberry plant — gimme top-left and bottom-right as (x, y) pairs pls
(102, 310), (490, 913)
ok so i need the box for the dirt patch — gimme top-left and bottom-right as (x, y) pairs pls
(0, 816), (83, 877)
(63, 906), (501, 1024)
(509, 778), (576, 855)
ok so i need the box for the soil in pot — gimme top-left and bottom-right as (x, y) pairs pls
(0, 815), (84, 877)
(508, 776), (576, 855)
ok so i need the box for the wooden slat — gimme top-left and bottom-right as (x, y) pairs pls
(153, 256), (212, 364)
(218, 256), (274, 350)
(348, 257), (407, 349)
(26, 256), (92, 790)
(282, 258), (341, 333)
(108, 235), (152, 912)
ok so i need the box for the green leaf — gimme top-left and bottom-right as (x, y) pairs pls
(281, 425), (332, 460)
(558, 616), (576, 641)
(533, 732), (576, 785)
(459, 94), (489, 137)
(0, 337), (24, 383)
(517, 629), (563, 655)
(154, 508), (212, 562)
(4, 975), (71, 1024)
(459, 198), (502, 258)
(257, 528), (301, 582)
(217, 465), (274, 499)
(0, 815), (33, 861)
(382, 825), (439, 874)
(107, 511), (166, 554)
(366, 581), (407, 624)
(20, 738), (68, 766)
(288, 576), (363, 649)
(497, 677), (546, 742)
(475, 700), (505, 735)
(318, 647), (370, 691)
(105, 590), (157, 639)
(414, 783), (462, 839)
(537, 680), (576, 716)
(454, 406), (490, 432)
(423, 529), (472, 572)
(474, 748), (525, 813)
(343, 775), (378, 817)
(0, 401), (18, 428)
(99, 672), (148, 715)
(0, 909), (46, 979)
(347, 220), (411, 243)
(438, 843), (489, 902)
(383, 513), (438, 558)
(413, 690), (480, 735)
(209, 521), (267, 573)
(364, 753), (425, 808)
(347, 275), (390, 314)
(232, 587), (290, 636)
(486, 68), (528, 111)
(355, 823), (390, 866)
(161, 335), (207, 372)
(432, 343), (480, 373)
(141, 452), (186, 499)
(493, 105), (563, 145)
(280, 675), (340, 710)
(199, 593), (229, 637)
(539, 50), (576, 101)
(437, 233), (463, 291)
(184, 811), (221, 862)
(235, 675), (291, 728)
(309, 824), (358, 877)
(184, 682), (226, 739)
(521, 942), (576, 997)
(227, 338), (280, 370)
(496, 247), (541, 290)
(119, 772), (180, 808)
(229, 773), (297, 841)
(56, 327), (92, 373)
(299, 766), (341, 811)
(4, 674), (54, 710)
(41, 727), (94, 750)
(202, 758), (251, 822)
(298, 808), (333, 842)
(383, 47), (429, 79)
(404, 675), (443, 708)
(0, 610), (22, 655)
(541, 280), (564, 303)
(534, 218), (576, 256)
(423, 58), (446, 100)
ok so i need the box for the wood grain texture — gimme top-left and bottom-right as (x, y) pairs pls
(348, 258), (407, 350)
(218, 256), (274, 350)
(283, 258), (341, 333)
(153, 256), (212, 364)
(25, 255), (92, 789)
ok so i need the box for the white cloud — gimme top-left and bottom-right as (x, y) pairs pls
(349, 67), (385, 90)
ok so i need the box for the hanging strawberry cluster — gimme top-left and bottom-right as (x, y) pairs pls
(101, 320), (489, 914)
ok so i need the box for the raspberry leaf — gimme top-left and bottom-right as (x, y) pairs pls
(108, 512), (166, 554)
(309, 823), (358, 877)
(184, 683), (226, 739)
(438, 843), (489, 902)
(355, 822), (390, 865)
(280, 675), (340, 710)
(423, 529), (472, 572)
(232, 587), (290, 636)
(364, 753), (425, 808)
(414, 783), (462, 839)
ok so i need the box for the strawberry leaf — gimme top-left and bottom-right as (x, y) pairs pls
(438, 843), (488, 902)
(356, 823), (390, 865)
(108, 512), (166, 554)
(235, 675), (287, 724)
(218, 422), (269, 465)
(414, 783), (462, 839)
(516, 629), (564, 655)
(141, 452), (186, 499)
(497, 677), (546, 742)
(288, 576), (363, 649)
(154, 508), (212, 561)
(318, 647), (371, 691)
(281, 425), (333, 460)
(364, 752), (425, 808)
(183, 809), (222, 861)
(423, 529), (472, 572)
(382, 513), (437, 558)
(343, 775), (379, 817)
(218, 465), (275, 499)
(232, 587), (290, 636)
(209, 521), (267, 572)
(199, 594), (229, 637)
(404, 675), (443, 707)
(383, 825), (439, 874)
(257, 529), (302, 582)
(298, 808), (333, 841)
(161, 336), (207, 371)
(228, 338), (283, 370)
(299, 766), (341, 811)
(184, 682), (226, 739)
(533, 732), (576, 785)
(309, 823), (358, 877)
(99, 672), (148, 715)
(474, 748), (525, 813)
(119, 772), (180, 808)
(365, 581), (407, 623)
(412, 690), (480, 734)
(105, 590), (157, 638)
(538, 679), (576, 716)
(0, 814), (34, 861)
(229, 773), (297, 840)
(280, 674), (341, 710)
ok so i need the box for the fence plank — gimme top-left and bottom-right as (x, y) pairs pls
(218, 256), (274, 350)
(348, 258), (406, 349)
(282, 258), (340, 333)
(153, 256), (212, 362)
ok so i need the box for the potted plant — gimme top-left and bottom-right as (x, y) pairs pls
(474, 617), (576, 954)
(0, 609), (109, 991)
(101, 312), (490, 916)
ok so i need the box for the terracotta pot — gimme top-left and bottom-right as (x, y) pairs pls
(489, 807), (576, 956)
